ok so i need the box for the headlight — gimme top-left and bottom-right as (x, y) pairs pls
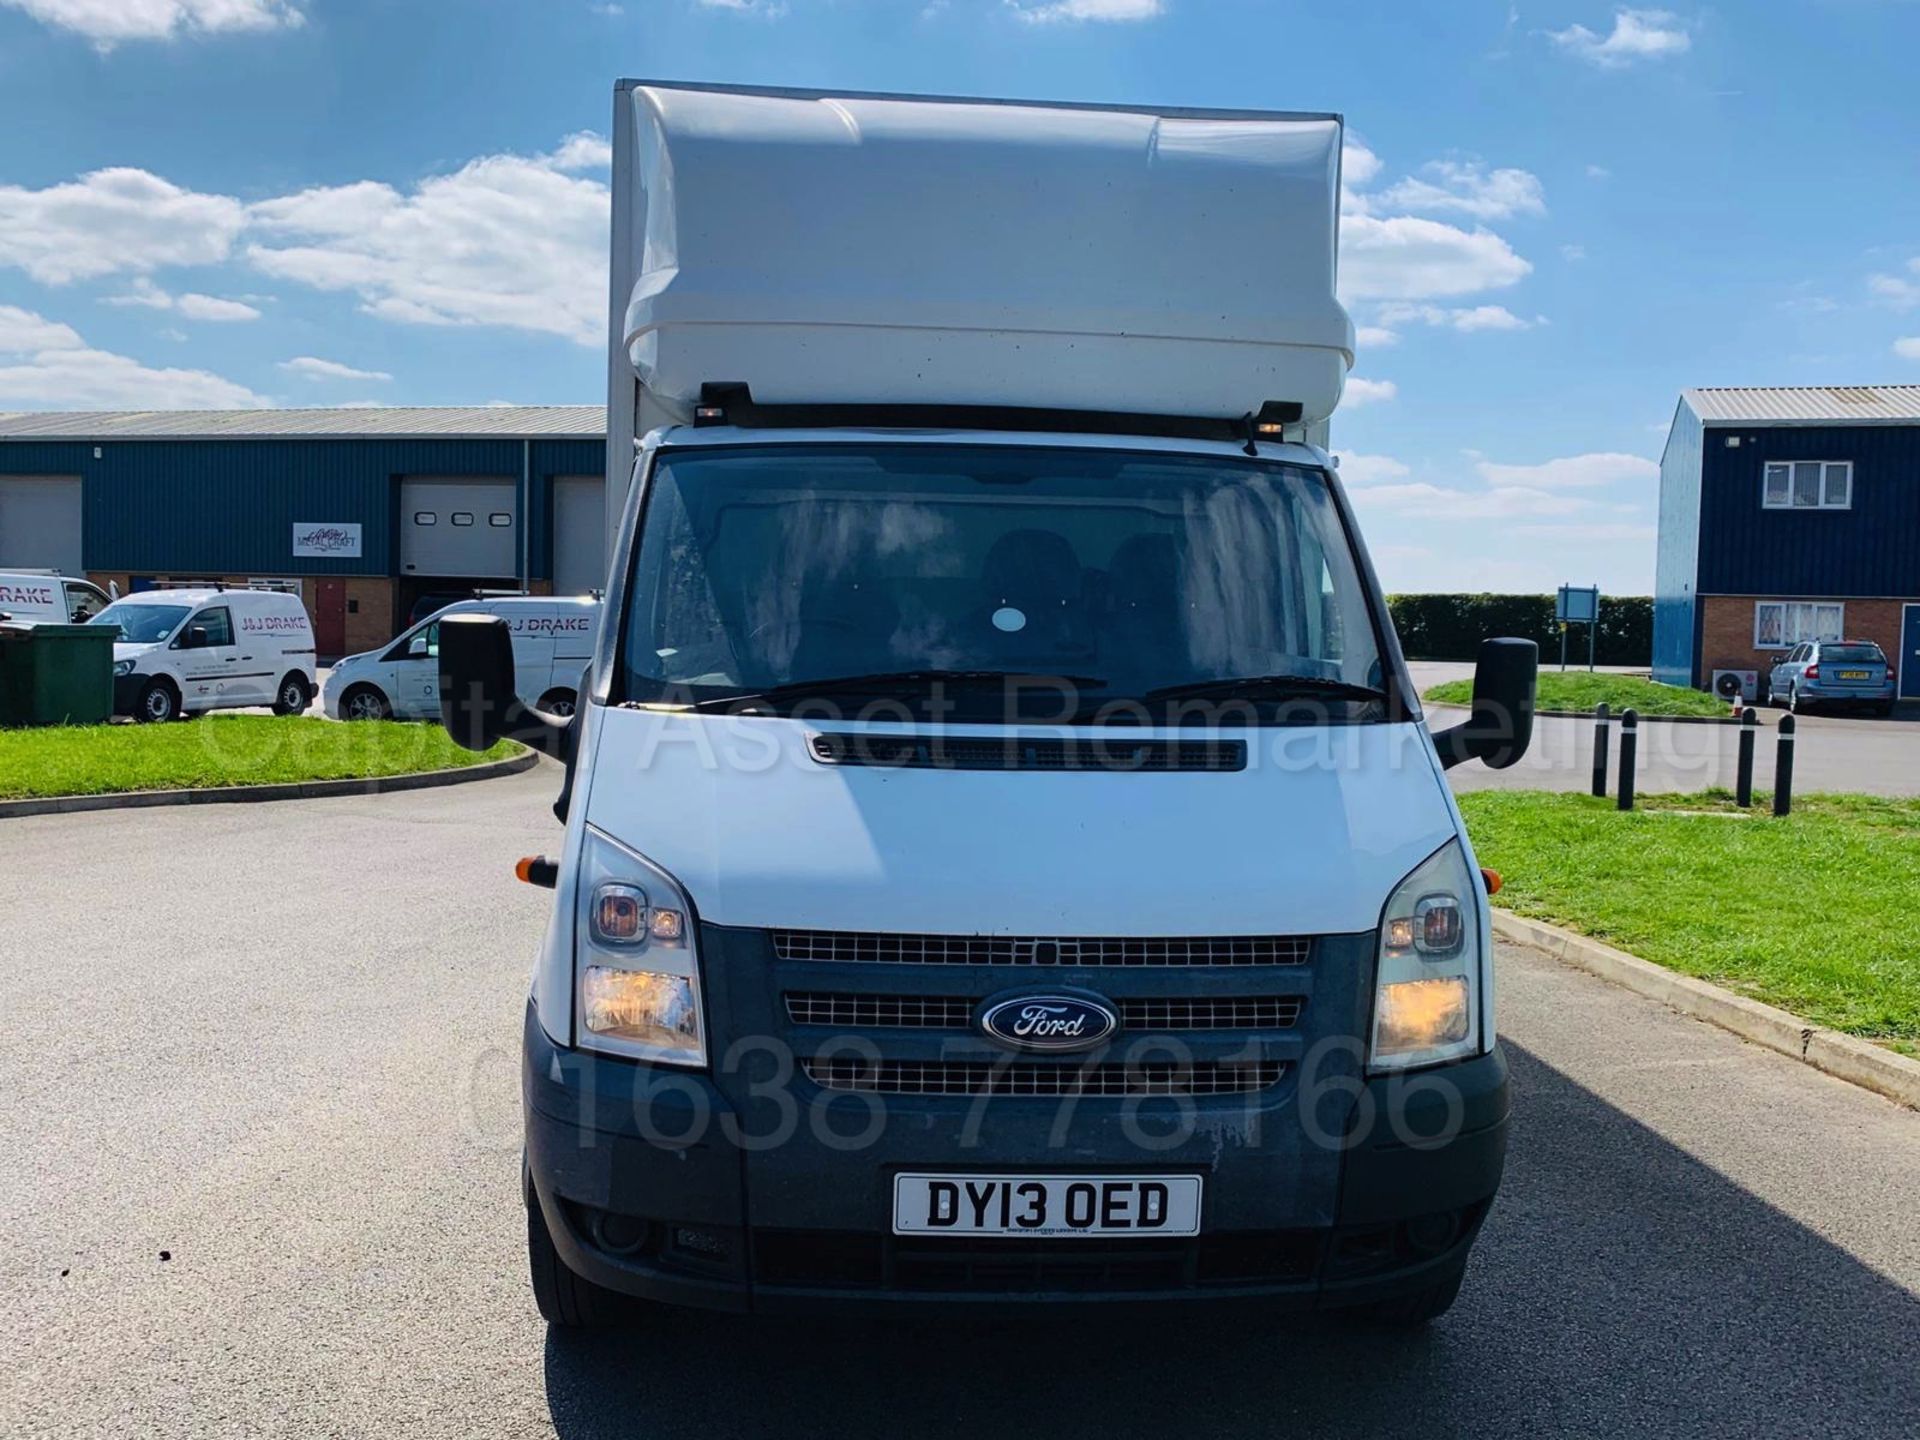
(113, 659), (134, 676)
(1370, 839), (1482, 1073)
(576, 827), (705, 1067)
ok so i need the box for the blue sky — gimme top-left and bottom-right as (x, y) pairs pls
(2, 1), (1918, 593)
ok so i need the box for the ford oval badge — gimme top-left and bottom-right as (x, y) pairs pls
(979, 993), (1119, 1053)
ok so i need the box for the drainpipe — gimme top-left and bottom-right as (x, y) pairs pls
(521, 439), (531, 593)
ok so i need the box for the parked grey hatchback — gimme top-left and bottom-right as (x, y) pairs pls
(1767, 640), (1896, 716)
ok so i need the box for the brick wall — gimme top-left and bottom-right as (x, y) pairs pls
(1700, 594), (1915, 685)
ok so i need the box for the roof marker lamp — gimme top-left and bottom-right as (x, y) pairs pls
(577, 828), (705, 1067)
(1371, 839), (1482, 1073)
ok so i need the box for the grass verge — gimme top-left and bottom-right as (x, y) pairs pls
(0, 716), (520, 800)
(1458, 789), (1920, 1051)
(1426, 671), (1728, 717)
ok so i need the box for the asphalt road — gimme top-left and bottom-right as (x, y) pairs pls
(1408, 661), (1920, 797)
(5, 767), (1919, 1439)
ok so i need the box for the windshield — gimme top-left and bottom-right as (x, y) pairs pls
(618, 444), (1386, 722)
(92, 601), (191, 645)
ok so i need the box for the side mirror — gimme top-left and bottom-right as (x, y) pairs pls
(438, 613), (570, 758)
(184, 624), (210, 650)
(407, 634), (429, 658)
(1432, 637), (1537, 771)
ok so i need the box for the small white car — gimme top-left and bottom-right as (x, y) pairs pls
(323, 596), (600, 722)
(92, 587), (318, 723)
(0, 570), (112, 626)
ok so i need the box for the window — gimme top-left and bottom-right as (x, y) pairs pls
(1762, 461), (1851, 510)
(1755, 601), (1844, 649)
(414, 511), (437, 526)
(489, 512), (512, 528)
(63, 582), (107, 622)
(186, 605), (234, 647)
(452, 512), (475, 527)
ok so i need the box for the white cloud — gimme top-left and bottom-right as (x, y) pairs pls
(1354, 325), (1399, 348)
(247, 143), (610, 346)
(100, 277), (261, 322)
(1474, 451), (1658, 488)
(1342, 139), (1383, 195)
(0, 167), (247, 285)
(279, 355), (393, 382)
(1334, 452), (1411, 485)
(1895, 337), (1920, 360)
(1549, 8), (1691, 69)
(1868, 260), (1920, 309)
(1561, 243), (1587, 261)
(547, 132), (613, 171)
(1376, 302), (1532, 332)
(1377, 161), (1546, 221)
(1343, 377), (1397, 407)
(0, 0), (302, 45)
(1505, 521), (1656, 542)
(699, 0), (787, 9)
(1585, 164), (1612, 180)
(1341, 213), (1532, 301)
(0, 303), (265, 408)
(1351, 482), (1591, 520)
(1008, 0), (1161, 21)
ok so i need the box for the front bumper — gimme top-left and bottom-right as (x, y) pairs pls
(522, 1003), (1509, 1313)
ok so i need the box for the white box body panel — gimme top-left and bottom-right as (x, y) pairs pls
(613, 83), (1353, 430)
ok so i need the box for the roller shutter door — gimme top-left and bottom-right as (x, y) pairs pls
(551, 475), (605, 596)
(400, 477), (517, 578)
(0, 476), (83, 571)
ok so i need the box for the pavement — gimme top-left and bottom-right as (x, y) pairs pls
(1409, 660), (1920, 797)
(5, 767), (1919, 1438)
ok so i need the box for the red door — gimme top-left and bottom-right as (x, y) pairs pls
(314, 579), (347, 660)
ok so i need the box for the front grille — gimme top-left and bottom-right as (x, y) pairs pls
(809, 733), (1246, 773)
(786, 992), (1303, 1031)
(802, 1059), (1285, 1097)
(773, 930), (1311, 968)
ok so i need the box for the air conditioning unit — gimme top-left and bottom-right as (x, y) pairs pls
(1711, 669), (1758, 702)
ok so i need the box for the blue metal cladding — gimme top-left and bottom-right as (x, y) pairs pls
(1652, 399), (1704, 686)
(1696, 421), (1920, 598)
(0, 435), (603, 578)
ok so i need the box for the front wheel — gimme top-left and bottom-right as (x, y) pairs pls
(272, 673), (311, 716)
(527, 1188), (633, 1329)
(134, 678), (178, 724)
(536, 688), (577, 718)
(340, 684), (391, 721)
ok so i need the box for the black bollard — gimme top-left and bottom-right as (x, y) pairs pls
(1617, 708), (1638, 812)
(1591, 702), (1610, 798)
(1773, 713), (1795, 817)
(1735, 708), (1758, 808)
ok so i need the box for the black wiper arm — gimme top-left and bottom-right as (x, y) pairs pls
(1145, 674), (1388, 704)
(692, 670), (1109, 710)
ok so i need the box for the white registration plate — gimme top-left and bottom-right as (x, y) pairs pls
(892, 1173), (1202, 1238)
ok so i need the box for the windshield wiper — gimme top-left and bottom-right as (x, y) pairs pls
(1144, 674), (1388, 705)
(688, 669), (1109, 711)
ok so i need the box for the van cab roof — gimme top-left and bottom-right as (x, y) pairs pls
(114, 588), (298, 606)
(651, 425), (1330, 470)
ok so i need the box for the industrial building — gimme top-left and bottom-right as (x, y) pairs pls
(0, 407), (604, 659)
(1653, 385), (1920, 700)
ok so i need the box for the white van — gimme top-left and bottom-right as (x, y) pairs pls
(322, 596), (600, 722)
(0, 570), (112, 626)
(440, 84), (1538, 1331)
(92, 587), (317, 722)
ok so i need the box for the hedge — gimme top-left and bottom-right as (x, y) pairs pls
(1386, 594), (1652, 666)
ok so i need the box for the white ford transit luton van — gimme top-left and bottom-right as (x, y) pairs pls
(92, 586), (317, 722)
(438, 82), (1537, 1330)
(323, 596), (601, 721)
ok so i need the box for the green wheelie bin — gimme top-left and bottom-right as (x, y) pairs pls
(0, 623), (117, 727)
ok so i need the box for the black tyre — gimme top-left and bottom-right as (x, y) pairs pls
(340, 684), (391, 721)
(134, 677), (179, 724)
(537, 688), (577, 718)
(527, 1188), (631, 1329)
(1788, 685), (1804, 716)
(272, 672), (311, 716)
(1874, 701), (1896, 718)
(1359, 1264), (1466, 1327)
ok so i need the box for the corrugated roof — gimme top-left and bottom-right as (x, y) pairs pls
(1682, 386), (1920, 425)
(0, 406), (605, 441)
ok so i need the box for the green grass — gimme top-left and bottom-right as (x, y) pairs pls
(1426, 670), (1729, 717)
(0, 716), (519, 799)
(1458, 789), (1920, 1045)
